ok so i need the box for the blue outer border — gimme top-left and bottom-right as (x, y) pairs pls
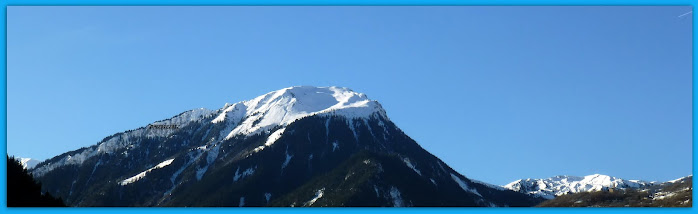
(0, 0), (696, 5)
(1, 1), (695, 214)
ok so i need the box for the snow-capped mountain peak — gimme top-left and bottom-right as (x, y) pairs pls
(29, 86), (544, 207)
(503, 174), (655, 199)
(213, 86), (387, 139)
(19, 157), (41, 169)
(32, 86), (386, 177)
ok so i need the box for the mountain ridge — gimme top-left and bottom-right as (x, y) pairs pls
(32, 86), (383, 177)
(502, 174), (689, 199)
(30, 86), (540, 207)
(536, 175), (692, 207)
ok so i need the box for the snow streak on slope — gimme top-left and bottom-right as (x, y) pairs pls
(304, 188), (325, 206)
(253, 128), (286, 153)
(120, 158), (175, 186)
(451, 173), (482, 197)
(470, 178), (507, 191)
(402, 158), (422, 176)
(233, 166), (255, 182)
(389, 186), (405, 207)
(503, 174), (655, 199)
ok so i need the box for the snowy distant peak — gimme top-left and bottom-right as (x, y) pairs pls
(215, 86), (387, 139)
(503, 174), (655, 199)
(666, 175), (693, 184)
(19, 157), (41, 169)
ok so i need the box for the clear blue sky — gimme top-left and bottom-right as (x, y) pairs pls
(7, 6), (692, 185)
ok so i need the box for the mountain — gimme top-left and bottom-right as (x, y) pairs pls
(537, 175), (692, 207)
(30, 86), (541, 207)
(503, 174), (656, 199)
(19, 158), (41, 169)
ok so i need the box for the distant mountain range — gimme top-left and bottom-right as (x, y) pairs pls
(534, 175), (692, 207)
(503, 174), (657, 199)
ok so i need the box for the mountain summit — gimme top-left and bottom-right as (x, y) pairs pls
(31, 86), (540, 207)
(210, 86), (386, 140)
(19, 157), (41, 169)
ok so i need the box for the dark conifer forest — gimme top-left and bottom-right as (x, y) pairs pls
(7, 155), (66, 207)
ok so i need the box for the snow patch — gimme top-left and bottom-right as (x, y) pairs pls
(120, 158), (175, 185)
(451, 173), (482, 197)
(470, 178), (507, 191)
(252, 128), (286, 153)
(253, 145), (265, 153)
(84, 159), (102, 185)
(196, 144), (220, 181)
(281, 151), (293, 170)
(69, 180), (77, 196)
(325, 118), (331, 142)
(165, 151), (205, 197)
(332, 141), (339, 152)
(265, 193), (272, 204)
(266, 128), (286, 147)
(653, 187), (691, 200)
(402, 158), (422, 176)
(234, 166), (256, 182)
(363, 119), (375, 139)
(377, 120), (389, 141)
(653, 191), (678, 200)
(304, 188), (325, 206)
(347, 119), (359, 143)
(206, 144), (221, 164)
(389, 186), (404, 207)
